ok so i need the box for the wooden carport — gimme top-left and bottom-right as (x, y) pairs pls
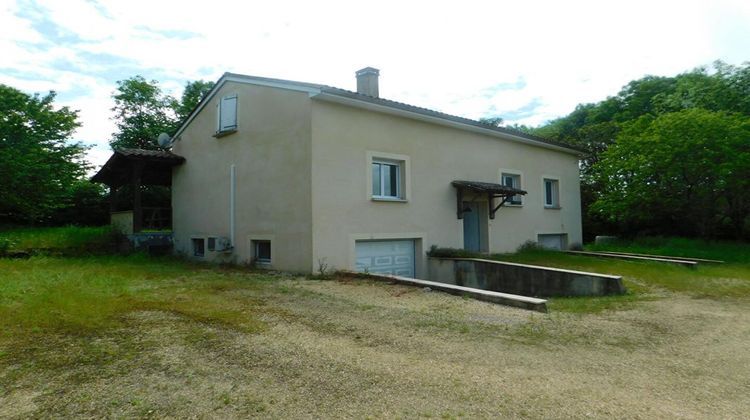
(91, 148), (185, 233)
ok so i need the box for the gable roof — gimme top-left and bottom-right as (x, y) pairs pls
(173, 72), (583, 155)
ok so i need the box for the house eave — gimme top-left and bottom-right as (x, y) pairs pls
(171, 73), (323, 140)
(171, 71), (581, 156)
(310, 92), (582, 156)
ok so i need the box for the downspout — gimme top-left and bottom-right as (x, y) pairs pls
(230, 164), (236, 249)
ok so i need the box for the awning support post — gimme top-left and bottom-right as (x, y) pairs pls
(489, 194), (509, 219)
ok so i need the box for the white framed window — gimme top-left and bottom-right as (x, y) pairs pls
(366, 151), (410, 202)
(253, 240), (271, 264)
(501, 173), (522, 205)
(192, 238), (205, 257)
(372, 160), (402, 199)
(216, 94), (238, 135)
(543, 178), (560, 208)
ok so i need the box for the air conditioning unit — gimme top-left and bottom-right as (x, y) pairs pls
(215, 237), (233, 252)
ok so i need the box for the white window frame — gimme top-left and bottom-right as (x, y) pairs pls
(372, 159), (402, 199)
(215, 94), (238, 136)
(366, 151), (410, 202)
(500, 172), (523, 206)
(543, 177), (560, 208)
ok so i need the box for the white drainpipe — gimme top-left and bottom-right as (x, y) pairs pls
(229, 164), (236, 249)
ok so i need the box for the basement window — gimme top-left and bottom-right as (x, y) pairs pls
(207, 237), (216, 252)
(253, 240), (271, 264)
(192, 238), (205, 257)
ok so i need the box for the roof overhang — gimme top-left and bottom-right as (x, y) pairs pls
(170, 71), (582, 156)
(171, 73), (324, 140)
(91, 149), (185, 188)
(312, 91), (583, 155)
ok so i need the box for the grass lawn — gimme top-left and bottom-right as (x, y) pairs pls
(0, 226), (114, 254)
(585, 235), (750, 263)
(1, 250), (749, 418)
(493, 248), (750, 313)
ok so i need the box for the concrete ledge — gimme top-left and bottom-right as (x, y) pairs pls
(593, 251), (723, 264)
(565, 251), (698, 268)
(429, 258), (625, 297)
(345, 271), (548, 313)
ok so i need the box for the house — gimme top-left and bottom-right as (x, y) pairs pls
(113, 68), (583, 278)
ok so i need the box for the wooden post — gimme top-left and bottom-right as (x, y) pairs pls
(488, 193), (495, 220)
(109, 186), (117, 213)
(132, 161), (144, 233)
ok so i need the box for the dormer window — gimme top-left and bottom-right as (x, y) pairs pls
(216, 94), (238, 136)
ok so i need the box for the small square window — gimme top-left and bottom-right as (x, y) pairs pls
(501, 173), (522, 205)
(207, 237), (216, 252)
(192, 238), (205, 257)
(372, 160), (402, 199)
(544, 179), (560, 208)
(253, 240), (271, 264)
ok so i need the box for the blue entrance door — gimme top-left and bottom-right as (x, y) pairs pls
(463, 202), (481, 252)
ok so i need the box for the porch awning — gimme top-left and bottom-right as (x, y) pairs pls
(91, 148), (185, 188)
(451, 180), (527, 220)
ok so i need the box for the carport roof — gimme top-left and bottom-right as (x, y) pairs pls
(91, 148), (185, 187)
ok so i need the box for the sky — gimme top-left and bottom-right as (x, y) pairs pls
(2, 0), (749, 169)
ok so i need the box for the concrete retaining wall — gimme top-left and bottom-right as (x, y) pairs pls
(428, 258), (625, 297)
(347, 271), (548, 312)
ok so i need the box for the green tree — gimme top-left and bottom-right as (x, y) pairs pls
(51, 181), (109, 226)
(110, 76), (178, 150)
(525, 61), (750, 239)
(176, 80), (214, 121)
(591, 109), (750, 238)
(110, 77), (215, 150)
(0, 85), (88, 224)
(479, 116), (504, 127)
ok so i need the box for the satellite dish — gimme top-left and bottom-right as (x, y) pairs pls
(157, 132), (172, 148)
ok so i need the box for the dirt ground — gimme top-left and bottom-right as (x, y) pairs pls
(2, 277), (749, 419)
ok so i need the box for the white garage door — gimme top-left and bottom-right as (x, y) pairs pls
(538, 234), (567, 250)
(355, 239), (415, 278)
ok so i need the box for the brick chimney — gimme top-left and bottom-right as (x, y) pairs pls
(356, 67), (380, 97)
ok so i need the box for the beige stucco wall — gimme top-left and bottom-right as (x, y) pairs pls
(310, 100), (582, 278)
(171, 81), (313, 271)
(170, 79), (582, 276)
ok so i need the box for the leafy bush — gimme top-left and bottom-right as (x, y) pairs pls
(426, 245), (481, 258)
(515, 241), (548, 253)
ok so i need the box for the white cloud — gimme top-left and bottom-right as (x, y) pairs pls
(1, 0), (748, 168)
